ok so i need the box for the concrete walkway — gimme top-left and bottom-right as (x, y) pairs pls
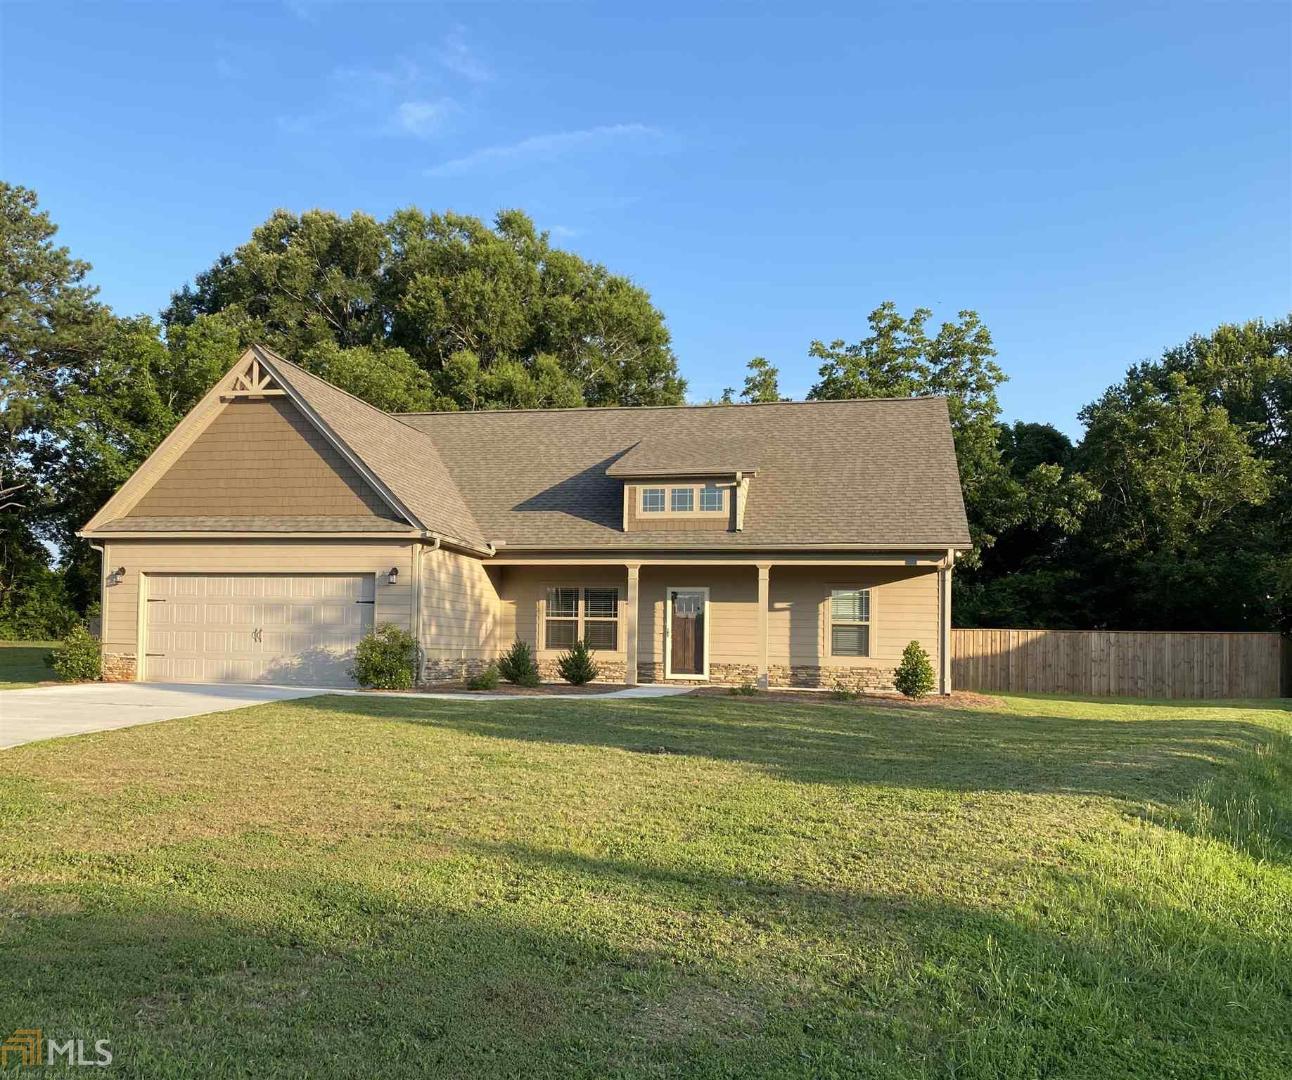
(0, 682), (694, 750)
(0, 682), (324, 749)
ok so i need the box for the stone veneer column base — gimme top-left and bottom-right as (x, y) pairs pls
(101, 652), (137, 682)
(418, 656), (630, 686)
(636, 661), (899, 693)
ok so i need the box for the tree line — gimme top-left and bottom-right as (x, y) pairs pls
(1, 182), (1287, 638)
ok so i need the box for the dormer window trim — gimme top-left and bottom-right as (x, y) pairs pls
(637, 483), (728, 519)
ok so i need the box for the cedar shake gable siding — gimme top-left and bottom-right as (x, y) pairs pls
(125, 398), (398, 522)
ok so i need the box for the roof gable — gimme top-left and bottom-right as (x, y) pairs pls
(124, 396), (398, 521)
(252, 347), (487, 551)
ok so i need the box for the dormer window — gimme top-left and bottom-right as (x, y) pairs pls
(641, 488), (665, 512)
(670, 487), (694, 512)
(699, 485), (723, 512)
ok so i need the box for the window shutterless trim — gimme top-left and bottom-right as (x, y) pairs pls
(542, 584), (622, 651)
(827, 585), (872, 658)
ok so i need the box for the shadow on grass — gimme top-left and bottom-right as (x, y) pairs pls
(3, 842), (1287, 1079)
(286, 693), (1277, 803)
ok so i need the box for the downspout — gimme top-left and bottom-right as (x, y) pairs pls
(940, 547), (955, 695)
(88, 542), (105, 634)
(413, 536), (441, 685)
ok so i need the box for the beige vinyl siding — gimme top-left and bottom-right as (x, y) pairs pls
(420, 548), (501, 661)
(637, 567), (756, 665)
(498, 568), (628, 659)
(101, 540), (417, 664)
(497, 563), (939, 672)
(127, 398), (397, 520)
(769, 565), (938, 667)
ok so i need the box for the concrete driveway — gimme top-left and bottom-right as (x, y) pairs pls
(0, 682), (325, 749)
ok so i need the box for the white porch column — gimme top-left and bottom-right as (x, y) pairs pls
(939, 550), (954, 695)
(756, 563), (771, 689)
(625, 563), (640, 685)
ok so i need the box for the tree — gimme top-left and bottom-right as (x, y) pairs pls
(741, 356), (782, 402)
(0, 183), (109, 633)
(164, 207), (686, 411)
(808, 302), (1011, 561)
(1073, 346), (1281, 630)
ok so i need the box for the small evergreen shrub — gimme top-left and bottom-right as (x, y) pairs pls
(557, 640), (599, 685)
(497, 639), (540, 687)
(728, 682), (759, 696)
(46, 624), (101, 682)
(830, 687), (861, 701)
(466, 664), (500, 691)
(893, 640), (936, 698)
(351, 624), (418, 690)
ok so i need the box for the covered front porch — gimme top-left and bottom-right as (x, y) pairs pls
(488, 553), (956, 694)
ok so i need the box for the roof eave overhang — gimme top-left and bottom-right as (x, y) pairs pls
(605, 467), (759, 480)
(492, 542), (972, 553)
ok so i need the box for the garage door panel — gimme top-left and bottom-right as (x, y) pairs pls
(144, 573), (375, 687)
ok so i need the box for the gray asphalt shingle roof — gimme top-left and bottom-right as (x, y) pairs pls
(398, 397), (971, 550)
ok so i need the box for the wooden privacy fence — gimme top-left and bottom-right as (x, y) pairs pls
(952, 628), (1288, 699)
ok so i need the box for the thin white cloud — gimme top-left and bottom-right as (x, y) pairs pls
(439, 28), (492, 83)
(546, 224), (581, 239)
(426, 123), (663, 177)
(394, 99), (454, 137)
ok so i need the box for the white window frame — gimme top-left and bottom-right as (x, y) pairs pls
(543, 585), (622, 652)
(670, 487), (694, 512)
(827, 586), (872, 658)
(636, 483), (727, 519)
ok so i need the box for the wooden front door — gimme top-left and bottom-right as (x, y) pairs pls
(668, 589), (707, 677)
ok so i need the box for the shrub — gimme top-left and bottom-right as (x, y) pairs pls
(47, 624), (101, 682)
(893, 640), (936, 698)
(465, 664), (500, 691)
(351, 624), (418, 690)
(497, 639), (540, 687)
(728, 682), (759, 696)
(830, 687), (861, 701)
(557, 639), (599, 686)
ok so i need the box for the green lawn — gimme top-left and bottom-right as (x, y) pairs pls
(0, 640), (57, 688)
(1, 693), (1289, 1078)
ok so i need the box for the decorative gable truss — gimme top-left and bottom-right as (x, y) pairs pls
(226, 354), (284, 396)
(78, 348), (418, 536)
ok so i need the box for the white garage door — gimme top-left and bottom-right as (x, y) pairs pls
(144, 574), (375, 687)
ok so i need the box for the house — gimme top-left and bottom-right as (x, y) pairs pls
(80, 346), (972, 692)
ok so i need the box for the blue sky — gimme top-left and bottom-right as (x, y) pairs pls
(3, 1), (1289, 434)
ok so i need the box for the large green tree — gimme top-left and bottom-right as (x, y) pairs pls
(1072, 321), (1289, 630)
(164, 207), (685, 411)
(0, 183), (110, 631)
(808, 302), (1036, 563)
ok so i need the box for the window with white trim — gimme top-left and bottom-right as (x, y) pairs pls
(641, 488), (665, 513)
(699, 485), (723, 512)
(670, 487), (694, 512)
(829, 588), (871, 656)
(544, 587), (620, 650)
(544, 587), (579, 648)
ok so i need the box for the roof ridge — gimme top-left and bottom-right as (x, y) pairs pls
(395, 395), (949, 417)
(252, 345), (447, 437)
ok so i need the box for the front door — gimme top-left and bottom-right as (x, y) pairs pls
(667, 588), (707, 677)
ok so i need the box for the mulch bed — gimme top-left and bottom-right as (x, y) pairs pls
(386, 682), (631, 696)
(689, 686), (1004, 709)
